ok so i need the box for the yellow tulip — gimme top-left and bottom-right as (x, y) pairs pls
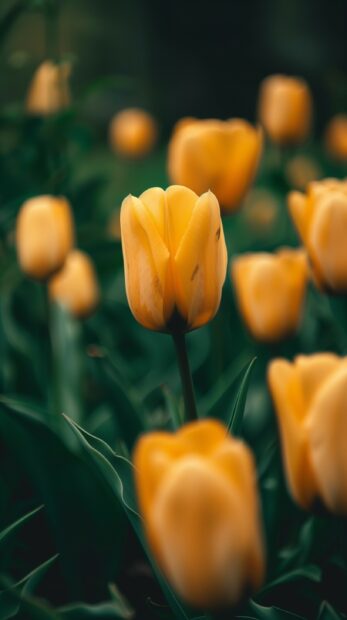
(49, 250), (99, 318)
(16, 195), (74, 280)
(285, 155), (322, 191)
(120, 185), (227, 332)
(258, 75), (312, 145)
(325, 115), (347, 161)
(133, 419), (264, 608)
(109, 108), (157, 157)
(268, 353), (347, 513)
(167, 118), (262, 214)
(243, 189), (278, 235)
(288, 178), (347, 293)
(26, 61), (71, 116)
(231, 248), (308, 342)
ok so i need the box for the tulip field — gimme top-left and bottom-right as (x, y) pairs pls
(2, 2), (347, 619)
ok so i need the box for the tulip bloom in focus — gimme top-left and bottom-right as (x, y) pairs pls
(49, 250), (99, 318)
(325, 115), (347, 161)
(134, 419), (264, 608)
(26, 61), (71, 116)
(16, 195), (74, 280)
(232, 248), (307, 342)
(258, 75), (312, 145)
(109, 108), (157, 157)
(168, 118), (262, 213)
(269, 354), (347, 513)
(120, 185), (227, 332)
(288, 179), (347, 293)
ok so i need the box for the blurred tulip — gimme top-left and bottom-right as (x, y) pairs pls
(120, 185), (227, 332)
(325, 115), (347, 161)
(285, 155), (322, 191)
(258, 75), (312, 145)
(134, 419), (264, 608)
(16, 195), (74, 280)
(49, 250), (99, 318)
(288, 178), (347, 293)
(268, 353), (347, 512)
(109, 108), (157, 157)
(243, 189), (278, 235)
(168, 118), (262, 214)
(26, 61), (71, 116)
(232, 248), (308, 342)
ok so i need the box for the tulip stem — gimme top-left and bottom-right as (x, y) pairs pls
(172, 332), (198, 423)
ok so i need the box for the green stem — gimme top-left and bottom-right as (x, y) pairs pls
(172, 332), (197, 423)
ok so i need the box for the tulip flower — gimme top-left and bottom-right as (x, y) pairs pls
(134, 419), (264, 608)
(16, 195), (74, 280)
(268, 353), (347, 513)
(49, 250), (99, 318)
(120, 185), (227, 333)
(258, 75), (312, 145)
(26, 61), (71, 116)
(167, 118), (262, 214)
(285, 155), (321, 191)
(109, 108), (157, 157)
(288, 179), (347, 293)
(325, 115), (347, 161)
(231, 248), (308, 342)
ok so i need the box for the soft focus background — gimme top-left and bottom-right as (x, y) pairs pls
(1, 1), (347, 619)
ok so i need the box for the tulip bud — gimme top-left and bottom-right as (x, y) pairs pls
(49, 250), (99, 318)
(285, 155), (322, 191)
(120, 185), (227, 332)
(231, 248), (308, 342)
(258, 75), (312, 145)
(16, 195), (74, 280)
(243, 189), (278, 235)
(288, 178), (347, 293)
(268, 353), (347, 513)
(109, 108), (157, 157)
(325, 115), (347, 161)
(168, 118), (262, 214)
(26, 61), (71, 116)
(134, 419), (264, 608)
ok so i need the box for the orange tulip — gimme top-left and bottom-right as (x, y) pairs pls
(16, 195), (74, 280)
(133, 419), (264, 608)
(120, 185), (227, 332)
(109, 108), (157, 157)
(258, 75), (312, 145)
(26, 61), (71, 116)
(285, 155), (322, 191)
(168, 118), (262, 213)
(268, 353), (347, 513)
(288, 178), (347, 293)
(325, 115), (347, 161)
(231, 248), (308, 342)
(49, 250), (99, 318)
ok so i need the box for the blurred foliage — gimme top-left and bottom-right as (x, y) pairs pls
(1, 1), (347, 620)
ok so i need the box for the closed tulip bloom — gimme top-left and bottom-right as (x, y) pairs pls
(258, 75), (312, 145)
(120, 185), (227, 332)
(26, 61), (71, 116)
(49, 250), (99, 318)
(268, 354), (347, 513)
(134, 419), (264, 608)
(288, 179), (347, 293)
(109, 108), (157, 157)
(168, 118), (262, 214)
(325, 115), (347, 161)
(231, 248), (308, 342)
(16, 195), (74, 280)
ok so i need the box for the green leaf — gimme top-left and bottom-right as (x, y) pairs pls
(161, 385), (183, 430)
(258, 564), (321, 596)
(58, 601), (131, 619)
(317, 602), (343, 620)
(62, 415), (193, 620)
(0, 505), (43, 548)
(227, 357), (256, 436)
(238, 601), (305, 620)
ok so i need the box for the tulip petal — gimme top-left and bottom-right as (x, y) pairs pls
(308, 364), (347, 513)
(120, 195), (170, 329)
(309, 192), (347, 291)
(268, 359), (318, 508)
(174, 191), (227, 328)
(296, 353), (341, 408)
